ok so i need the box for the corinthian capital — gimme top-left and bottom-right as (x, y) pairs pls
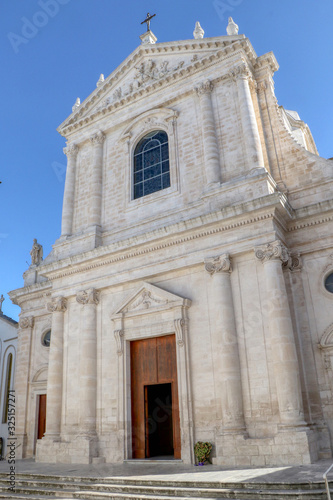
(90, 131), (105, 146)
(255, 240), (289, 264)
(195, 80), (214, 97)
(205, 254), (232, 275)
(19, 316), (34, 329)
(47, 296), (67, 313)
(63, 143), (78, 158)
(76, 288), (99, 305)
(229, 61), (252, 81)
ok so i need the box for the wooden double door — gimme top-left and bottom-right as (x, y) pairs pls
(130, 335), (181, 459)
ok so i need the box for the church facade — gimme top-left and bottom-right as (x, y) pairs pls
(10, 18), (333, 466)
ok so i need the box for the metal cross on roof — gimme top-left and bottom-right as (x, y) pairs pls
(141, 12), (156, 32)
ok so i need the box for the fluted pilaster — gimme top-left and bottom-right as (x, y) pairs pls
(205, 254), (246, 434)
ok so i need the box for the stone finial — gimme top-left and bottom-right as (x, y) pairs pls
(97, 74), (104, 87)
(0, 294), (4, 314)
(30, 239), (43, 266)
(193, 21), (204, 39)
(227, 17), (239, 36)
(72, 97), (80, 112)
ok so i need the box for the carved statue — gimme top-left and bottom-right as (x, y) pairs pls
(0, 294), (4, 313)
(30, 238), (43, 266)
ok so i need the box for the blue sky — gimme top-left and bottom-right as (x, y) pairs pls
(1, 0), (333, 320)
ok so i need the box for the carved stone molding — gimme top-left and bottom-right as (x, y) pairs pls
(195, 80), (214, 97)
(19, 316), (34, 329)
(204, 254), (232, 275)
(257, 81), (267, 94)
(174, 318), (185, 347)
(90, 131), (105, 146)
(46, 297), (67, 313)
(76, 288), (100, 306)
(255, 240), (289, 264)
(114, 329), (124, 356)
(288, 253), (302, 272)
(63, 143), (78, 158)
(229, 61), (252, 81)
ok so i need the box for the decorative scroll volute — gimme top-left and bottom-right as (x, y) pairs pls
(63, 143), (78, 158)
(204, 254), (232, 275)
(195, 80), (214, 97)
(114, 329), (124, 356)
(90, 131), (105, 147)
(174, 318), (185, 347)
(19, 316), (34, 329)
(76, 288), (99, 305)
(46, 297), (67, 313)
(255, 240), (289, 264)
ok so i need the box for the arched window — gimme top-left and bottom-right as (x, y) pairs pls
(2, 353), (13, 424)
(133, 130), (170, 199)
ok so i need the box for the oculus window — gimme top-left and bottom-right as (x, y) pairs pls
(42, 330), (51, 347)
(133, 130), (170, 199)
(325, 273), (333, 294)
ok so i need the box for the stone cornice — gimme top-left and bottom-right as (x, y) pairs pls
(9, 281), (52, 307)
(57, 36), (256, 138)
(39, 192), (290, 281)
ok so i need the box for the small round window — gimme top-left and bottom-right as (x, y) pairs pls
(325, 273), (333, 294)
(42, 330), (51, 347)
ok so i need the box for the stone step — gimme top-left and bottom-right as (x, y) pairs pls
(0, 474), (332, 500)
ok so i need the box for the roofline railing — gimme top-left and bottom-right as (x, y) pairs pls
(324, 462), (333, 500)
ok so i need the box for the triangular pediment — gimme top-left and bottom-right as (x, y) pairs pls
(58, 34), (255, 136)
(113, 282), (190, 316)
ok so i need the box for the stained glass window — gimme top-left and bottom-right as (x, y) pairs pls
(133, 130), (170, 199)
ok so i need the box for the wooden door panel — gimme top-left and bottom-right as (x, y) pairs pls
(131, 335), (181, 459)
(37, 394), (47, 440)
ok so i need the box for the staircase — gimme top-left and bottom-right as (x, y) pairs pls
(0, 473), (332, 499)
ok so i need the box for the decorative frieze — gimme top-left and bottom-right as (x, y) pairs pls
(19, 316), (34, 329)
(205, 254), (232, 275)
(46, 297), (67, 313)
(76, 288), (100, 306)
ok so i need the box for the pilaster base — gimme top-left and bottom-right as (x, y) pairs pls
(12, 433), (27, 459)
(36, 435), (100, 464)
(213, 428), (319, 466)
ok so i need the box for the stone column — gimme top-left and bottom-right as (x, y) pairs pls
(231, 62), (265, 171)
(45, 297), (67, 439)
(205, 255), (246, 434)
(76, 288), (99, 435)
(61, 143), (78, 236)
(14, 316), (34, 458)
(196, 81), (221, 187)
(255, 241), (305, 429)
(89, 131), (105, 228)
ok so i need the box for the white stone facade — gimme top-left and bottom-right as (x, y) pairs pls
(10, 24), (333, 466)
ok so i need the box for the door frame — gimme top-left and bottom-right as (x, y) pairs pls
(111, 282), (193, 464)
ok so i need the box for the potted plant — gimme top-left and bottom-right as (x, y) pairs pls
(194, 441), (212, 465)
